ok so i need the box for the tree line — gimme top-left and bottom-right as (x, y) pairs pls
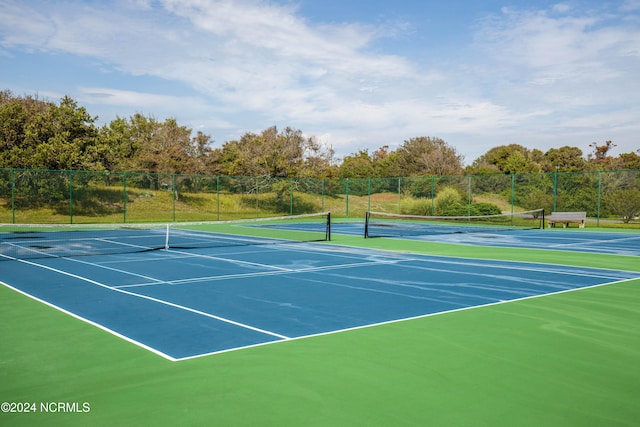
(1, 90), (639, 178)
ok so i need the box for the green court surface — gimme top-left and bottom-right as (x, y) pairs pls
(2, 232), (640, 426)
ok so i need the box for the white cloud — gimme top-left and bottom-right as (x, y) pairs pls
(0, 0), (638, 161)
(622, 0), (640, 12)
(79, 87), (195, 108)
(552, 3), (572, 14)
(77, 86), (237, 131)
(471, 4), (640, 145)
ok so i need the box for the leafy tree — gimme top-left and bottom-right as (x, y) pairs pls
(215, 126), (330, 178)
(97, 116), (139, 172)
(135, 117), (195, 174)
(255, 126), (302, 177)
(502, 151), (529, 175)
(530, 148), (546, 167)
(613, 151), (640, 170)
(3, 88), (637, 188)
(191, 131), (217, 175)
(605, 189), (640, 222)
(99, 114), (213, 175)
(338, 150), (375, 178)
(544, 146), (586, 172)
(300, 137), (336, 178)
(470, 144), (540, 174)
(517, 188), (554, 215)
(372, 146), (402, 178)
(0, 93), (103, 170)
(464, 161), (501, 175)
(337, 150), (378, 196)
(0, 96), (32, 167)
(395, 137), (463, 176)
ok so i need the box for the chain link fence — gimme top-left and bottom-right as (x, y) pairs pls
(1, 168), (638, 228)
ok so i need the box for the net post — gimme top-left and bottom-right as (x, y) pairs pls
(326, 212), (331, 241)
(541, 209), (545, 230)
(165, 224), (170, 249)
(364, 211), (370, 238)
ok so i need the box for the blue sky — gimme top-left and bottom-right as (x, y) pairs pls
(1, 0), (639, 164)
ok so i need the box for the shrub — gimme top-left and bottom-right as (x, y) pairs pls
(400, 197), (432, 216)
(434, 187), (463, 215)
(473, 202), (502, 216)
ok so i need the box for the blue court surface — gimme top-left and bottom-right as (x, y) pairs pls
(2, 231), (639, 361)
(334, 222), (640, 256)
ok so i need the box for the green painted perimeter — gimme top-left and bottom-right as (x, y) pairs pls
(1, 230), (640, 426)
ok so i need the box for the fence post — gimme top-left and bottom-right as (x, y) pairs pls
(345, 178), (349, 218)
(216, 176), (220, 221)
(69, 170), (74, 224)
(597, 170), (601, 227)
(467, 176), (472, 217)
(553, 168), (558, 212)
(254, 176), (260, 218)
(10, 168), (15, 224)
(321, 178), (325, 212)
(367, 178), (371, 213)
(511, 174), (515, 214)
(289, 178), (293, 216)
(431, 176), (435, 215)
(172, 174), (177, 222)
(123, 172), (127, 223)
(397, 177), (401, 214)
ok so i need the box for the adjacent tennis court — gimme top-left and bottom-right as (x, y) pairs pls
(334, 211), (640, 256)
(2, 214), (640, 426)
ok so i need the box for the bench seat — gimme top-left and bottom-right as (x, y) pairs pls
(547, 212), (586, 228)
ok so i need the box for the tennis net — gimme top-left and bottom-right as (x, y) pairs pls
(364, 209), (544, 238)
(0, 212), (331, 261)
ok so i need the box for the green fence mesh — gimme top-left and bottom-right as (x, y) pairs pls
(1, 168), (638, 228)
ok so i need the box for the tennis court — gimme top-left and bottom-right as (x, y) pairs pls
(327, 210), (640, 256)
(2, 214), (640, 426)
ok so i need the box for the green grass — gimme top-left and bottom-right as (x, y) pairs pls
(2, 187), (639, 231)
(0, 188), (331, 224)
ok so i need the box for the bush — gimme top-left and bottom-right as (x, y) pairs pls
(441, 202), (474, 216)
(400, 197), (432, 216)
(473, 202), (502, 216)
(434, 187), (463, 215)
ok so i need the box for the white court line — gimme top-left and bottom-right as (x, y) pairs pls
(4, 244), (639, 362)
(0, 278), (178, 361)
(275, 244), (637, 280)
(3, 238), (157, 260)
(38, 241), (317, 286)
(159, 248), (294, 272)
(115, 259), (402, 288)
(394, 256), (632, 281)
(175, 276), (640, 361)
(334, 239), (640, 274)
(64, 256), (165, 284)
(0, 254), (290, 342)
(548, 234), (640, 248)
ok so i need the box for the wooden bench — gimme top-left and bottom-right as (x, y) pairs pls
(547, 212), (587, 228)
